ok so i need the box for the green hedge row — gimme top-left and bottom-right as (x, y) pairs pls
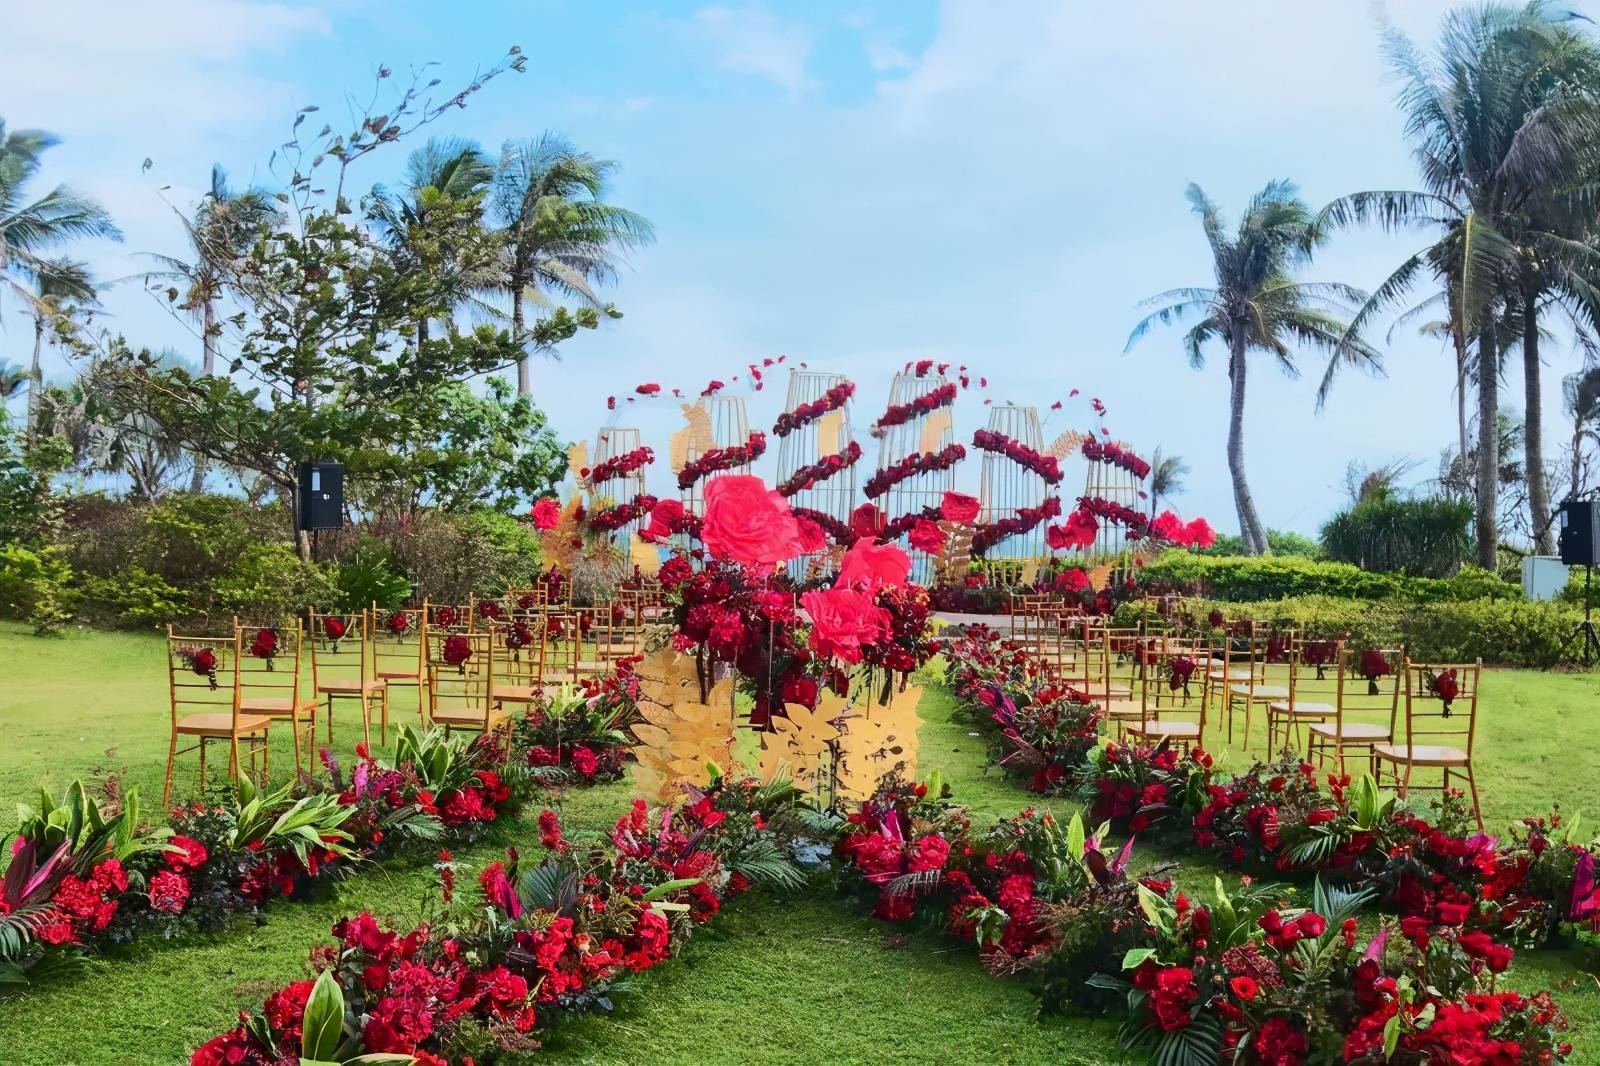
(1176, 594), (1582, 669)
(1139, 551), (1517, 603)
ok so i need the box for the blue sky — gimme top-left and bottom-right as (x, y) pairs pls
(2, 0), (1563, 536)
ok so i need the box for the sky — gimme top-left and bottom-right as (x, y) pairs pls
(1, 0), (1571, 537)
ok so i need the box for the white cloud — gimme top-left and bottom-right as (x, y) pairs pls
(689, 4), (816, 97)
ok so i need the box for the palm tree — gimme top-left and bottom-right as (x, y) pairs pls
(1127, 181), (1379, 555)
(1564, 365), (1600, 500)
(23, 257), (98, 436)
(491, 133), (655, 396)
(1314, 3), (1600, 563)
(143, 165), (276, 491)
(1147, 446), (1189, 519)
(367, 137), (495, 347)
(0, 119), (121, 306)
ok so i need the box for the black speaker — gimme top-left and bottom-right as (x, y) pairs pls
(1559, 499), (1599, 566)
(296, 460), (344, 531)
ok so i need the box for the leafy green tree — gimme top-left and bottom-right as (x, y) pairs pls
(1317, 3), (1600, 563)
(0, 119), (121, 307)
(1127, 181), (1378, 555)
(491, 133), (654, 396)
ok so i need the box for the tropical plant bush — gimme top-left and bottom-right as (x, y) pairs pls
(1140, 551), (1515, 603)
(1320, 496), (1472, 577)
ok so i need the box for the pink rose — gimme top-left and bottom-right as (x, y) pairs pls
(837, 539), (910, 591)
(531, 497), (562, 531)
(702, 475), (802, 569)
(802, 587), (892, 664)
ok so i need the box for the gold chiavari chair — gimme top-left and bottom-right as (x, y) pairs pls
(574, 605), (625, 676)
(164, 627), (270, 805)
(540, 608), (582, 683)
(471, 592), (511, 629)
(1218, 628), (1292, 748)
(1375, 659), (1485, 830)
(427, 601), (472, 635)
(1308, 645), (1403, 779)
(488, 617), (549, 706)
(308, 608), (388, 747)
(1264, 637), (1343, 755)
(373, 602), (428, 721)
(1122, 639), (1207, 753)
(234, 618), (318, 773)
(426, 630), (512, 761)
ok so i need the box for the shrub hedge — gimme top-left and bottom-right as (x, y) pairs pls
(1139, 551), (1517, 603)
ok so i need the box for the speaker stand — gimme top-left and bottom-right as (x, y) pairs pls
(1565, 564), (1600, 668)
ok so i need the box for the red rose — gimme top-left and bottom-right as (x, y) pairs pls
(701, 475), (803, 569)
(443, 635), (472, 667)
(837, 539), (911, 592)
(794, 516), (827, 555)
(940, 491), (981, 524)
(907, 518), (945, 555)
(642, 497), (686, 543)
(323, 617), (347, 641)
(531, 497), (562, 531)
(1230, 975), (1258, 1001)
(802, 587), (891, 664)
(849, 502), (883, 539)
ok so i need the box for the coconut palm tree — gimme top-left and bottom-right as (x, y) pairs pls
(1147, 446), (1189, 519)
(367, 137), (496, 347)
(1314, 3), (1600, 563)
(0, 119), (121, 306)
(143, 164), (277, 491)
(1126, 181), (1379, 555)
(1564, 365), (1600, 500)
(491, 133), (655, 396)
(23, 257), (98, 436)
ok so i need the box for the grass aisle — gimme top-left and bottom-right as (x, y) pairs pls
(1, 622), (1598, 1064)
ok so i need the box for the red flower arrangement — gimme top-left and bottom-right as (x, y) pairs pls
(586, 494), (659, 534)
(586, 445), (654, 487)
(972, 429), (1064, 484)
(177, 646), (219, 689)
(530, 496), (562, 531)
(971, 496), (1062, 556)
(1047, 506), (1098, 551)
(1076, 494), (1150, 537)
(701, 475), (805, 570)
(677, 432), (768, 489)
(442, 635), (472, 672)
(1081, 436), (1152, 479)
(778, 441), (861, 497)
(863, 443), (967, 499)
(773, 380), (855, 437)
(941, 491), (982, 523)
(248, 627), (278, 668)
(873, 381), (957, 430)
(386, 610), (411, 635)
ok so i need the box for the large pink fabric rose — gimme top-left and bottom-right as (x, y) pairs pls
(642, 497), (686, 543)
(837, 539), (910, 591)
(802, 587), (891, 664)
(701, 475), (802, 569)
(530, 497), (562, 531)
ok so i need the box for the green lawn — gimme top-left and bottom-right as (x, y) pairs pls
(1, 620), (1599, 1064)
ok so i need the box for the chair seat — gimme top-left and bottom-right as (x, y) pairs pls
(432, 707), (510, 729)
(378, 669), (420, 681)
(1229, 683), (1288, 699)
(176, 712), (272, 736)
(1309, 722), (1390, 741)
(1267, 700), (1335, 717)
(319, 679), (386, 694)
(1125, 720), (1202, 740)
(1080, 684), (1133, 701)
(1373, 743), (1469, 766)
(240, 696), (318, 717)
(491, 683), (538, 703)
(1102, 698), (1144, 719)
(1209, 668), (1252, 682)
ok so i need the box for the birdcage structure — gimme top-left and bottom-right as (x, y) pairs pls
(977, 404), (1052, 571)
(587, 426), (648, 541)
(1069, 440), (1147, 563)
(676, 394), (754, 518)
(774, 369), (857, 579)
(874, 372), (958, 584)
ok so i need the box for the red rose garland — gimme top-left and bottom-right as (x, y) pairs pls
(584, 446), (654, 487)
(772, 381), (855, 437)
(1077, 495), (1150, 537)
(863, 443), (967, 499)
(971, 429), (1064, 485)
(677, 432), (768, 490)
(971, 496), (1063, 556)
(587, 494), (659, 534)
(1082, 436), (1152, 480)
(777, 441), (862, 497)
(878, 505), (946, 544)
(873, 381), (957, 431)
(790, 506), (855, 546)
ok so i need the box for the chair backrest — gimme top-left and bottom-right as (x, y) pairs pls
(1286, 635), (1344, 711)
(541, 608), (582, 682)
(1340, 645), (1405, 731)
(234, 618), (302, 706)
(372, 603), (427, 680)
(307, 608), (369, 689)
(488, 617), (546, 687)
(1138, 639), (1207, 737)
(166, 626), (242, 729)
(1401, 659), (1483, 757)
(426, 630), (495, 728)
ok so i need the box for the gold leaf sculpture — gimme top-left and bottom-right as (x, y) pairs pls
(629, 648), (737, 802)
(669, 402), (714, 474)
(832, 685), (922, 803)
(629, 533), (662, 577)
(567, 441), (590, 492)
(917, 407), (952, 453)
(933, 520), (973, 586)
(756, 700), (842, 797)
(1046, 429), (1087, 459)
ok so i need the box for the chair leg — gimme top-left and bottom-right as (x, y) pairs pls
(1465, 764), (1484, 832)
(326, 694), (335, 744)
(164, 730), (179, 808)
(379, 687), (390, 747)
(198, 737), (208, 795)
(289, 708), (303, 774)
(1400, 759), (1413, 799)
(360, 692), (372, 749)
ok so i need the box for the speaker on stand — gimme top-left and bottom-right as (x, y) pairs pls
(296, 460), (345, 559)
(1558, 498), (1600, 666)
